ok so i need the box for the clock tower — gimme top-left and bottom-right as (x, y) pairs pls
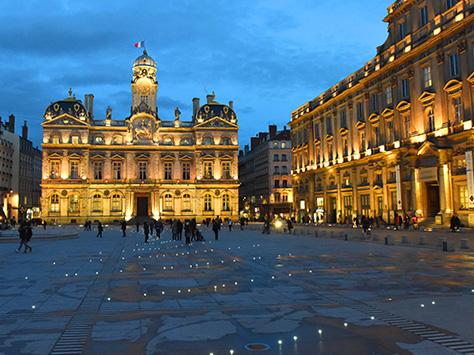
(131, 50), (158, 114)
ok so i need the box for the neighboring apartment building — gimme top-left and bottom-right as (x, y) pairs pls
(0, 114), (41, 222)
(290, 0), (474, 226)
(239, 125), (292, 220)
(40, 51), (239, 224)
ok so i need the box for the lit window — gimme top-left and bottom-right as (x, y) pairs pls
(92, 194), (102, 211)
(182, 193), (192, 211)
(113, 162), (122, 180)
(70, 161), (79, 179)
(164, 162), (173, 180)
(139, 162), (147, 180)
(386, 86), (392, 106)
(164, 193), (173, 211)
(450, 53), (460, 77)
(94, 161), (103, 180)
(421, 6), (428, 26)
(71, 135), (80, 144)
(50, 194), (59, 212)
(453, 97), (462, 125)
(423, 66), (432, 88)
(51, 135), (61, 144)
(459, 185), (468, 209)
(94, 136), (104, 144)
(427, 108), (435, 132)
(69, 194), (79, 213)
(204, 161), (213, 179)
(50, 161), (60, 179)
(111, 194), (121, 212)
(222, 194), (231, 211)
(204, 194), (213, 211)
(182, 162), (191, 180)
(222, 161), (231, 179)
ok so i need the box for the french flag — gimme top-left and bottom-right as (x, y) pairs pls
(135, 41), (145, 48)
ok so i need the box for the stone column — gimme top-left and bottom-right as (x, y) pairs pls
(438, 149), (453, 224)
(414, 168), (423, 217)
(351, 167), (358, 217)
(466, 150), (474, 226)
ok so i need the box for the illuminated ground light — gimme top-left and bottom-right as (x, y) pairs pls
(293, 336), (298, 341)
(245, 343), (271, 351)
(318, 329), (323, 335)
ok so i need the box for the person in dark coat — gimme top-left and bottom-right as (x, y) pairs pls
(184, 219), (192, 245)
(24, 225), (32, 253)
(16, 223), (26, 253)
(156, 219), (163, 239)
(190, 218), (197, 241)
(240, 217), (245, 230)
(136, 221), (140, 232)
(212, 218), (220, 240)
(96, 222), (104, 238)
(143, 221), (150, 243)
(177, 219), (183, 240)
(287, 218), (293, 234)
(121, 219), (127, 237)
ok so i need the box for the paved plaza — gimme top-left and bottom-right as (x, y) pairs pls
(0, 225), (474, 355)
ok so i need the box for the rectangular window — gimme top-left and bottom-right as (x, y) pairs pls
(343, 196), (352, 221)
(282, 179), (288, 188)
(386, 86), (392, 106)
(182, 162), (191, 180)
(377, 196), (383, 215)
(274, 179), (280, 188)
(453, 97), (462, 125)
(421, 6), (428, 26)
(51, 195), (59, 212)
(164, 162), (172, 180)
(273, 154), (279, 161)
(282, 194), (288, 202)
(93, 161), (103, 180)
(341, 110), (347, 128)
(391, 191), (397, 210)
(314, 123), (320, 139)
(401, 78), (409, 98)
(139, 162), (147, 180)
(357, 102), (364, 120)
(404, 115), (411, 139)
(423, 66), (432, 88)
(400, 21), (406, 40)
(113, 162), (122, 180)
(459, 185), (468, 209)
(326, 117), (332, 135)
(450, 53), (459, 77)
(428, 108), (435, 132)
(371, 93), (378, 112)
(447, 0), (457, 9)
(71, 136), (79, 144)
(204, 161), (213, 179)
(281, 154), (287, 161)
(387, 121), (394, 142)
(51, 161), (60, 179)
(374, 126), (380, 146)
(360, 131), (366, 151)
(361, 194), (370, 217)
(70, 161), (79, 179)
(222, 161), (231, 179)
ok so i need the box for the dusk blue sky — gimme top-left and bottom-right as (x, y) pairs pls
(0, 0), (392, 148)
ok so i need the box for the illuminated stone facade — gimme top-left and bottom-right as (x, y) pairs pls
(41, 51), (239, 224)
(290, 0), (474, 226)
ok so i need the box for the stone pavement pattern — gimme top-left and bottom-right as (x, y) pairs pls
(0, 226), (474, 355)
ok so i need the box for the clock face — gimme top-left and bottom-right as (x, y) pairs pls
(142, 69), (147, 76)
(136, 77), (152, 94)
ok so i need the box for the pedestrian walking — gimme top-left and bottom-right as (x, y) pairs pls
(184, 219), (192, 245)
(287, 218), (293, 234)
(23, 224), (33, 253)
(136, 221), (140, 232)
(172, 219), (178, 240)
(240, 217), (245, 230)
(16, 223), (26, 253)
(228, 219), (233, 231)
(212, 218), (220, 240)
(190, 218), (197, 241)
(121, 219), (127, 237)
(156, 219), (163, 239)
(96, 221), (104, 238)
(177, 219), (183, 240)
(144, 221), (149, 243)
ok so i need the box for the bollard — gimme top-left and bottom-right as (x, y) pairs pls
(420, 226), (426, 231)
(409, 225), (414, 231)
(339, 231), (345, 238)
(385, 235), (395, 245)
(443, 241), (455, 252)
(322, 230), (327, 238)
(330, 231), (335, 237)
(402, 235), (409, 244)
(315, 231), (319, 238)
(461, 238), (469, 249)
(438, 237), (447, 247)
(345, 234), (348, 241)
(373, 233), (379, 241)
(460, 227), (465, 233)
(419, 236), (427, 245)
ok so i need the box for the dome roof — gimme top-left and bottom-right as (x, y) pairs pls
(133, 50), (156, 68)
(196, 94), (237, 123)
(43, 91), (89, 121)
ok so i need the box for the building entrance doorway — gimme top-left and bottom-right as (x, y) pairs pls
(329, 196), (337, 223)
(426, 183), (440, 217)
(136, 197), (149, 217)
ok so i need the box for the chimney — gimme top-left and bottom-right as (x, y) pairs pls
(88, 94), (94, 119)
(22, 120), (28, 139)
(251, 137), (260, 150)
(8, 114), (15, 133)
(244, 144), (249, 153)
(258, 132), (268, 142)
(207, 92), (215, 104)
(192, 98), (200, 118)
(269, 125), (277, 138)
(84, 94), (89, 112)
(239, 150), (243, 157)
(229, 101), (233, 109)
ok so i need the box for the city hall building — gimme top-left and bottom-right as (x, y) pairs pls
(290, 0), (474, 226)
(40, 51), (239, 224)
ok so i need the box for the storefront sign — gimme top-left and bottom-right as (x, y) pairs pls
(418, 167), (438, 182)
(466, 151), (474, 209)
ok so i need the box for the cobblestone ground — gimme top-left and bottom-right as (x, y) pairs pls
(0, 225), (474, 355)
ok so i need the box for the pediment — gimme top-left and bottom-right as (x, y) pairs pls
(443, 79), (462, 94)
(48, 152), (63, 159)
(110, 153), (125, 160)
(195, 116), (238, 129)
(339, 127), (348, 136)
(356, 120), (366, 130)
(219, 153), (233, 160)
(381, 108), (394, 118)
(179, 153), (194, 161)
(418, 91), (436, 105)
(90, 154), (106, 160)
(201, 153), (216, 160)
(68, 153), (83, 159)
(135, 153), (150, 160)
(368, 113), (380, 124)
(417, 141), (438, 156)
(325, 134), (334, 141)
(160, 153), (176, 161)
(42, 114), (89, 127)
(396, 100), (411, 113)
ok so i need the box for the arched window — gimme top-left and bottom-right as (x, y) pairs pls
(164, 193), (173, 211)
(112, 135), (123, 144)
(202, 136), (213, 145)
(94, 135), (104, 144)
(220, 137), (232, 145)
(92, 194), (102, 211)
(50, 194), (59, 212)
(182, 193), (192, 211)
(180, 136), (191, 145)
(204, 194), (213, 211)
(51, 134), (61, 144)
(69, 194), (79, 213)
(222, 194), (231, 211)
(111, 194), (121, 212)
(164, 136), (174, 145)
(70, 135), (81, 144)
